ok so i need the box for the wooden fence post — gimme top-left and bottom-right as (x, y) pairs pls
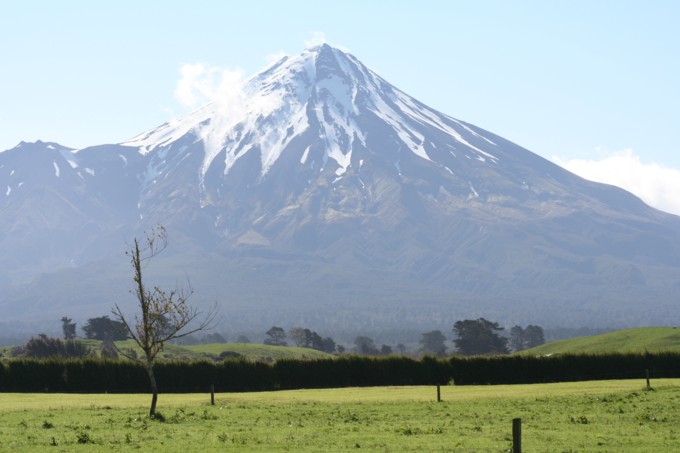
(437, 384), (441, 402)
(646, 369), (651, 390)
(512, 418), (522, 453)
(211, 384), (215, 405)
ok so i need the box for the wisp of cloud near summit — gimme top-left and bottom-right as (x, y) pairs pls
(174, 64), (245, 110)
(553, 150), (680, 216)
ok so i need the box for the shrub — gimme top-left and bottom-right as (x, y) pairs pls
(24, 335), (90, 359)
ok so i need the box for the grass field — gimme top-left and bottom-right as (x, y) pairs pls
(1, 379), (679, 452)
(524, 327), (680, 355)
(181, 342), (332, 360)
(114, 340), (331, 361)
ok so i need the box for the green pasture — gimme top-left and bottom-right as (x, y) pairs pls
(525, 327), (680, 355)
(2, 340), (332, 362)
(111, 340), (330, 361)
(182, 342), (331, 360)
(1, 379), (679, 452)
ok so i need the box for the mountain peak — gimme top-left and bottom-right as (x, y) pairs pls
(304, 41), (333, 52)
(302, 42), (340, 56)
(258, 43), (359, 89)
(122, 44), (507, 183)
(311, 43), (356, 85)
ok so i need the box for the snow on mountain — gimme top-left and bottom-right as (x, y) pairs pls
(123, 44), (500, 185)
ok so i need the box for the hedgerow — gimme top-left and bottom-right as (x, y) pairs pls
(0, 353), (677, 392)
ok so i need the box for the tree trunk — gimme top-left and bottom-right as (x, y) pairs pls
(146, 362), (159, 417)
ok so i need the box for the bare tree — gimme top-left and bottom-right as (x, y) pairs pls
(288, 327), (311, 347)
(112, 226), (217, 417)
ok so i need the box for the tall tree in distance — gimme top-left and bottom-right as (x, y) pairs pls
(82, 316), (128, 341)
(353, 336), (379, 355)
(320, 336), (336, 354)
(264, 326), (287, 346)
(380, 344), (393, 355)
(61, 316), (76, 340)
(509, 324), (545, 351)
(452, 318), (509, 355)
(419, 330), (447, 357)
(288, 327), (311, 347)
(524, 325), (545, 349)
(509, 325), (525, 352)
(112, 226), (217, 417)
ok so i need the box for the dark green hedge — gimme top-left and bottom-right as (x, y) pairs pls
(0, 353), (678, 393)
(448, 352), (680, 385)
(272, 355), (449, 389)
(4, 358), (147, 392)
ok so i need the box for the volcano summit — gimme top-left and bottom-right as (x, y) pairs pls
(2, 44), (679, 332)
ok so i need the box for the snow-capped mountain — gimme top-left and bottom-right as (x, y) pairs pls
(2, 44), (680, 333)
(125, 44), (498, 183)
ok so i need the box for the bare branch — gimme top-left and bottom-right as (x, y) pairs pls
(112, 226), (220, 417)
(111, 304), (143, 362)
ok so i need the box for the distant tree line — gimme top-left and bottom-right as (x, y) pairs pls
(346, 319), (544, 357)
(153, 318), (545, 358)
(264, 326), (339, 354)
(14, 315), (544, 360)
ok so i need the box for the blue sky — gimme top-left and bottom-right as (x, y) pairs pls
(2, 1), (679, 212)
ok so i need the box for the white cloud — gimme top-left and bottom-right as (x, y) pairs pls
(174, 63), (245, 110)
(304, 31), (327, 48)
(173, 63), (250, 160)
(553, 149), (680, 216)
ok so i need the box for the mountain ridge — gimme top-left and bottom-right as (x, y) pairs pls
(1, 44), (679, 333)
